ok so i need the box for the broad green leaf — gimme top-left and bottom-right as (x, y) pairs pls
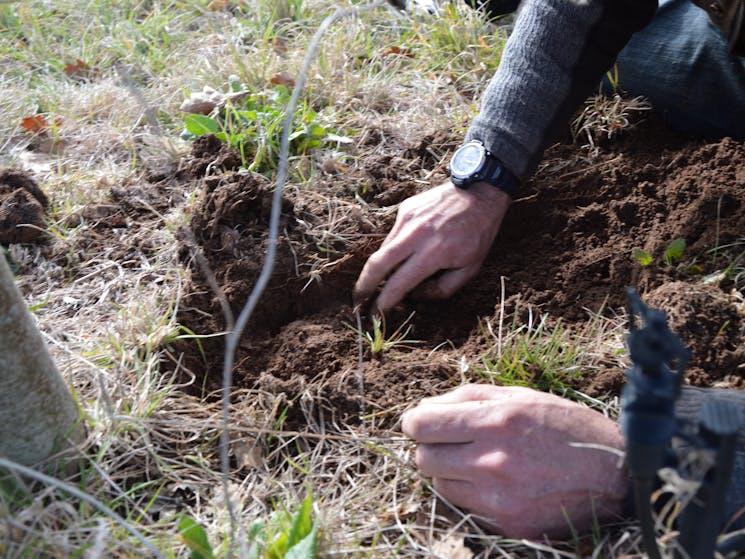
(308, 124), (326, 138)
(663, 238), (686, 265)
(184, 114), (219, 136)
(237, 109), (258, 122)
(266, 511), (293, 559)
(266, 530), (289, 559)
(177, 514), (216, 559)
(285, 523), (319, 559)
(295, 138), (322, 152)
(288, 494), (313, 547)
(632, 248), (653, 266)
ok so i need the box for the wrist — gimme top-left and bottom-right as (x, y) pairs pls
(467, 180), (513, 207)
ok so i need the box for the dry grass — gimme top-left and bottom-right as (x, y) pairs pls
(571, 92), (652, 155)
(0, 1), (662, 557)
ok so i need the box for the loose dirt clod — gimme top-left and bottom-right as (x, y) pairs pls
(645, 282), (745, 386)
(0, 169), (49, 244)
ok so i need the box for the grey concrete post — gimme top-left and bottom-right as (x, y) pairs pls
(0, 253), (83, 467)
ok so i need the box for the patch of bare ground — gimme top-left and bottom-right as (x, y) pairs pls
(169, 120), (744, 429)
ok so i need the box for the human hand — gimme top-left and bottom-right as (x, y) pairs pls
(354, 180), (510, 312)
(401, 384), (628, 539)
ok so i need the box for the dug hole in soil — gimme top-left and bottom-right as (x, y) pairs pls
(171, 121), (745, 427)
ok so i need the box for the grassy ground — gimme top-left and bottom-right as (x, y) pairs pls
(0, 1), (649, 557)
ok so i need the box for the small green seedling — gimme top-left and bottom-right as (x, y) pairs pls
(255, 493), (319, 559)
(361, 312), (421, 357)
(632, 238), (686, 267)
(178, 514), (216, 559)
(632, 247), (653, 267)
(663, 237), (686, 266)
(178, 493), (319, 559)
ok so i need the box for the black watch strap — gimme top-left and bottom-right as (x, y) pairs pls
(480, 156), (521, 196)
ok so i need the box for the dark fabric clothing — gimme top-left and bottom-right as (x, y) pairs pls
(605, 0), (745, 138)
(465, 0), (745, 178)
(675, 386), (745, 530)
(465, 0), (657, 177)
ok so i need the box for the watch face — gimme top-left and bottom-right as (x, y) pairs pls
(450, 142), (486, 179)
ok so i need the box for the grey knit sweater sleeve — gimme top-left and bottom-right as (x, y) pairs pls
(466, 0), (657, 178)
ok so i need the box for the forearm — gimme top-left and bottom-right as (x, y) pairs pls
(467, 0), (657, 177)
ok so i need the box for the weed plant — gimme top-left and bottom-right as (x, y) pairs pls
(632, 237), (686, 268)
(182, 85), (347, 174)
(477, 318), (584, 394)
(471, 302), (629, 409)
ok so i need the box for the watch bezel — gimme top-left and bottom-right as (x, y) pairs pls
(449, 141), (487, 186)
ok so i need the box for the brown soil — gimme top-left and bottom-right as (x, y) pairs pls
(0, 169), (49, 244)
(170, 121), (745, 425)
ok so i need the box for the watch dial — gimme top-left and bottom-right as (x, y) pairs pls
(451, 143), (484, 176)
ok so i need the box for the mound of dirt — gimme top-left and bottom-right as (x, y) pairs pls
(174, 122), (745, 424)
(645, 282), (744, 386)
(0, 169), (49, 244)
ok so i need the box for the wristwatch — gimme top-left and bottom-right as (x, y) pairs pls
(448, 140), (520, 196)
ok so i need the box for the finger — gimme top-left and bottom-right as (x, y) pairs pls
(420, 384), (509, 405)
(431, 478), (503, 529)
(414, 443), (471, 479)
(374, 250), (442, 311)
(354, 240), (413, 304)
(412, 263), (481, 300)
(401, 400), (503, 443)
(380, 213), (408, 248)
(431, 477), (475, 504)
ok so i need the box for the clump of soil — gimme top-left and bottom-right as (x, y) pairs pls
(174, 123), (745, 424)
(0, 169), (49, 244)
(645, 282), (744, 386)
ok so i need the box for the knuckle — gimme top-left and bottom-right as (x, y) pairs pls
(407, 220), (436, 240)
(455, 383), (489, 399)
(365, 250), (392, 272)
(476, 450), (511, 476)
(397, 199), (418, 218)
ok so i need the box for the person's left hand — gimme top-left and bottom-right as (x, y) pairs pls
(401, 384), (628, 539)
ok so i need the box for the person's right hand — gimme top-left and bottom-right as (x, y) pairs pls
(401, 384), (628, 539)
(354, 180), (511, 312)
